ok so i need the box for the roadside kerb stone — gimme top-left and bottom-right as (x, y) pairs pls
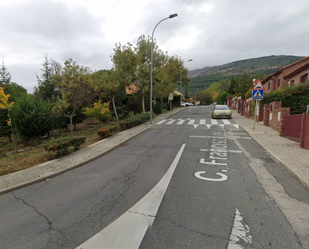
(0, 108), (183, 194)
(232, 110), (309, 191)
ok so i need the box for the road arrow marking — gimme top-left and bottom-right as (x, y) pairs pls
(227, 209), (252, 249)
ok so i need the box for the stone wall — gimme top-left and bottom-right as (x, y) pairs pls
(267, 101), (290, 135)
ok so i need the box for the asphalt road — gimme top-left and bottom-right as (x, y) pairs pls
(1, 106), (309, 249)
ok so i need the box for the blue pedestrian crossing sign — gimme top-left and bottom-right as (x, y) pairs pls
(252, 89), (264, 99)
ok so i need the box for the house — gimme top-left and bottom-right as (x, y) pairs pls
(283, 63), (309, 87)
(262, 56), (309, 93)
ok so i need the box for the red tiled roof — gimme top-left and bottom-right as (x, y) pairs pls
(262, 56), (309, 84)
(283, 63), (309, 79)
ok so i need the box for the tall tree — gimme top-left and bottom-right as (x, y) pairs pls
(52, 58), (95, 136)
(156, 55), (182, 104)
(0, 87), (14, 142)
(103, 42), (137, 122)
(34, 55), (54, 100)
(135, 35), (152, 113)
(0, 61), (11, 87)
(11, 95), (53, 142)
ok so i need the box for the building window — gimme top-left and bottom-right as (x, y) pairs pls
(278, 79), (281, 87)
(300, 73), (308, 83)
(290, 80), (295, 86)
(268, 82), (271, 90)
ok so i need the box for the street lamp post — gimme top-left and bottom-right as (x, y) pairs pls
(150, 13), (178, 124)
(180, 59), (193, 107)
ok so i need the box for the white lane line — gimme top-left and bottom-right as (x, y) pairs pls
(76, 144), (186, 249)
(222, 119), (231, 124)
(166, 119), (176, 125)
(177, 119), (185, 125)
(227, 209), (252, 249)
(156, 119), (167, 125)
(188, 120), (195, 125)
(199, 119), (206, 125)
(200, 149), (242, 153)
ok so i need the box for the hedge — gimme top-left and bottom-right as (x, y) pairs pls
(119, 113), (151, 130)
(261, 82), (309, 114)
(97, 126), (118, 138)
(44, 137), (86, 156)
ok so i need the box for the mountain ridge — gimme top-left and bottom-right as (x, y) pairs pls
(187, 55), (305, 91)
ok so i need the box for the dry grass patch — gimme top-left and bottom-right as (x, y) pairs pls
(0, 120), (120, 176)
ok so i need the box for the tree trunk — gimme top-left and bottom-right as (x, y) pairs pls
(70, 115), (73, 136)
(112, 96), (119, 124)
(142, 93), (145, 113)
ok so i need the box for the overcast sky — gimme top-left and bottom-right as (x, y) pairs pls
(1, 0), (309, 93)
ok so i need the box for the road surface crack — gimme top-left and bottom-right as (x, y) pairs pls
(12, 191), (76, 248)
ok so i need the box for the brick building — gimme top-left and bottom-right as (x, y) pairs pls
(262, 56), (309, 93)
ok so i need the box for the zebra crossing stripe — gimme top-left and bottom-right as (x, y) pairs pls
(155, 119), (239, 129)
(177, 120), (185, 125)
(166, 120), (176, 124)
(188, 120), (195, 125)
(156, 120), (167, 125)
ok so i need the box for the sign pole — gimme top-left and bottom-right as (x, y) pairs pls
(252, 99), (257, 131)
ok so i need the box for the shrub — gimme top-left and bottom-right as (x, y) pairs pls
(97, 126), (118, 138)
(11, 96), (54, 142)
(44, 137), (86, 156)
(154, 103), (162, 115)
(119, 113), (151, 130)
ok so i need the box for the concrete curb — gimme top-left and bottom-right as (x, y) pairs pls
(0, 108), (183, 195)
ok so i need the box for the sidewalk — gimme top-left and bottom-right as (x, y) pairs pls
(0, 109), (182, 195)
(232, 110), (309, 191)
(1, 108), (309, 194)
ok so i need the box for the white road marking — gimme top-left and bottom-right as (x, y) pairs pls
(199, 119), (206, 125)
(155, 118), (240, 130)
(156, 119), (167, 125)
(190, 136), (225, 139)
(177, 119), (185, 125)
(211, 119), (218, 125)
(166, 119), (176, 124)
(193, 125), (199, 129)
(194, 171), (228, 181)
(227, 209), (252, 249)
(188, 119), (195, 125)
(76, 144), (186, 249)
(200, 149), (242, 153)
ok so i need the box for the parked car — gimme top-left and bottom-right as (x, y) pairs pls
(181, 101), (187, 107)
(212, 105), (232, 119)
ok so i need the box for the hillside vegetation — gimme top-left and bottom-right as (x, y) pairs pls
(188, 55), (304, 92)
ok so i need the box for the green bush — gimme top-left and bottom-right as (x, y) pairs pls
(119, 113), (151, 130)
(44, 137), (86, 156)
(97, 126), (118, 138)
(154, 103), (162, 115)
(11, 96), (54, 142)
(261, 82), (309, 114)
